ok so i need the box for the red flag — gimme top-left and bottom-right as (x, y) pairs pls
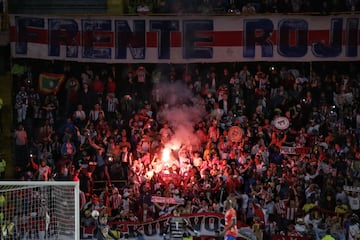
(252, 202), (265, 221)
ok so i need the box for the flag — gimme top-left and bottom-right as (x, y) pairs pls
(252, 202), (265, 222)
(38, 73), (65, 94)
(11, 64), (26, 75)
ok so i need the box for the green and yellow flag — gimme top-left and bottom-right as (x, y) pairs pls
(38, 73), (65, 94)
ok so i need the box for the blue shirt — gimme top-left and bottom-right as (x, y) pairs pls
(96, 154), (106, 167)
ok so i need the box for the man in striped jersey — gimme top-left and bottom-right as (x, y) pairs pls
(109, 187), (122, 216)
(105, 93), (119, 120)
(274, 196), (288, 234)
(164, 208), (199, 240)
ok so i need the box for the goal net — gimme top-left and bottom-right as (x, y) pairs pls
(0, 181), (80, 240)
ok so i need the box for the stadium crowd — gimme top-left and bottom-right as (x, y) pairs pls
(6, 60), (360, 239)
(127, 0), (360, 15)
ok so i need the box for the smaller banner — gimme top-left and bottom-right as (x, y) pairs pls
(280, 147), (311, 155)
(273, 117), (290, 130)
(151, 196), (184, 205)
(38, 73), (65, 94)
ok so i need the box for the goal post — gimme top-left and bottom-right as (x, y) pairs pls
(0, 181), (80, 240)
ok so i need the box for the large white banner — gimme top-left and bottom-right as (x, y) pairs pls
(9, 14), (360, 63)
(81, 212), (251, 239)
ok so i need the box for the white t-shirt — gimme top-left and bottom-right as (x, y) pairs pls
(241, 194), (249, 209)
(349, 223), (360, 240)
(38, 165), (50, 181)
(348, 195), (360, 210)
(266, 200), (275, 215)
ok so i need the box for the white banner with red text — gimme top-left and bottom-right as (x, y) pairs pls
(9, 15), (360, 63)
(280, 146), (311, 155)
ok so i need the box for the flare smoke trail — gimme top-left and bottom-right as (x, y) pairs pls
(155, 81), (206, 148)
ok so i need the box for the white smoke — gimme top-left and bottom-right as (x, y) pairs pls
(155, 81), (206, 148)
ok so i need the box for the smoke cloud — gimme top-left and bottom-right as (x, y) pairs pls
(155, 81), (206, 148)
